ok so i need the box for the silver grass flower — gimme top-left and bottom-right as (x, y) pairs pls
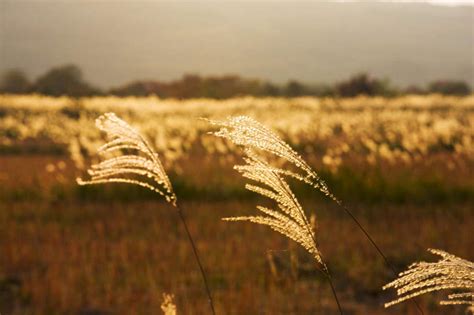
(223, 148), (325, 267)
(208, 116), (337, 201)
(77, 113), (215, 314)
(210, 115), (343, 312)
(77, 112), (176, 205)
(208, 116), (404, 276)
(383, 249), (474, 310)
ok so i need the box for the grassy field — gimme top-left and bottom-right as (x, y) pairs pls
(0, 95), (473, 314)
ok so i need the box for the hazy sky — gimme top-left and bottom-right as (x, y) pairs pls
(342, 0), (473, 4)
(1, 1), (472, 88)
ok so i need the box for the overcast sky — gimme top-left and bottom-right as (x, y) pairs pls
(1, 0), (472, 88)
(341, 0), (473, 4)
(356, 0), (473, 4)
(6, 0), (474, 3)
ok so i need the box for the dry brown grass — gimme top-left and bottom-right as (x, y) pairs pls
(0, 197), (472, 314)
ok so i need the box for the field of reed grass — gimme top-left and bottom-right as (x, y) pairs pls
(0, 95), (472, 314)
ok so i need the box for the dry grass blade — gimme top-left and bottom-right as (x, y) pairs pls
(208, 115), (337, 201)
(77, 112), (176, 205)
(223, 148), (325, 267)
(383, 249), (474, 311)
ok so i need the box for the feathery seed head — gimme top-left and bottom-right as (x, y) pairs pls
(77, 113), (176, 205)
(383, 248), (474, 311)
(208, 116), (328, 267)
(223, 148), (325, 267)
(208, 115), (336, 200)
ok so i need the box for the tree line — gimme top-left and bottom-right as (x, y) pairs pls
(1, 64), (471, 98)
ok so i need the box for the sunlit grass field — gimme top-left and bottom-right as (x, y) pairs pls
(0, 95), (472, 314)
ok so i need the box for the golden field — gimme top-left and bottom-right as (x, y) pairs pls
(1, 94), (473, 170)
(0, 94), (472, 314)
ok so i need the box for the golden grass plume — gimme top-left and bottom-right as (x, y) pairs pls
(210, 115), (343, 312)
(77, 112), (176, 205)
(383, 249), (474, 311)
(77, 112), (216, 314)
(223, 148), (324, 266)
(208, 115), (337, 201)
(209, 116), (329, 268)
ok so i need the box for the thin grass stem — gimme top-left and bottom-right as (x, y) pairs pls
(335, 200), (424, 315)
(176, 203), (216, 315)
(324, 271), (344, 315)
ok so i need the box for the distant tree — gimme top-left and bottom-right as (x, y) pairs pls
(109, 81), (164, 97)
(404, 85), (426, 95)
(110, 74), (268, 99)
(261, 82), (281, 96)
(428, 80), (471, 96)
(308, 84), (335, 97)
(336, 73), (394, 97)
(285, 80), (307, 97)
(199, 75), (262, 99)
(34, 64), (101, 97)
(0, 69), (31, 94)
(109, 82), (146, 97)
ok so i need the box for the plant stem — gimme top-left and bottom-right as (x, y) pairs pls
(323, 267), (344, 315)
(335, 200), (424, 315)
(176, 203), (216, 315)
(337, 201), (391, 270)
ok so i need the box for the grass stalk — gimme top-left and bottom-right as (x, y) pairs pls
(175, 203), (216, 315)
(335, 200), (424, 315)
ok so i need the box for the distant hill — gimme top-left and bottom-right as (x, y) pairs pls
(1, 1), (472, 88)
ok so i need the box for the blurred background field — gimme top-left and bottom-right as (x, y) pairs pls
(0, 94), (472, 314)
(1, 0), (473, 313)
